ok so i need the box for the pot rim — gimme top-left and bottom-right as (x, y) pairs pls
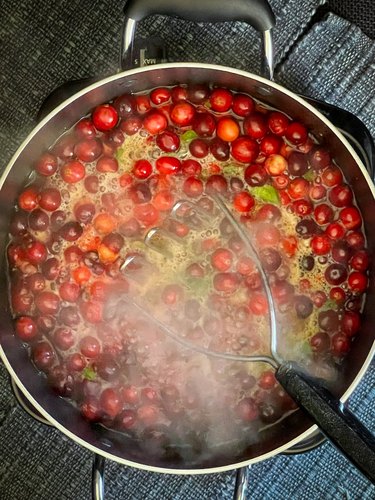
(1, 61), (375, 474)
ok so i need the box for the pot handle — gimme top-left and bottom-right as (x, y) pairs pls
(276, 362), (375, 483)
(121, 0), (276, 79)
(92, 454), (105, 500)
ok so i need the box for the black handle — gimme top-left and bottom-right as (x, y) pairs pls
(276, 362), (375, 484)
(124, 0), (275, 31)
(121, 0), (275, 78)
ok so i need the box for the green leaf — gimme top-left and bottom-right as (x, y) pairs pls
(222, 164), (244, 177)
(181, 130), (198, 142)
(82, 366), (97, 381)
(183, 276), (212, 299)
(321, 299), (338, 311)
(303, 169), (315, 181)
(115, 145), (126, 161)
(251, 185), (280, 205)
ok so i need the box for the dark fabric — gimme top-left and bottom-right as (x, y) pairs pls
(328, 0), (375, 39)
(0, 0), (375, 499)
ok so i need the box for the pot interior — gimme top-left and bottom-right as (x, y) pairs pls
(1, 64), (374, 473)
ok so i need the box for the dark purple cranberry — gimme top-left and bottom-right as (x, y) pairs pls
(29, 209), (49, 232)
(260, 248), (282, 272)
(83, 251), (105, 275)
(102, 233), (124, 253)
(230, 177), (244, 192)
(130, 183), (151, 204)
(50, 210), (66, 230)
(287, 151), (309, 176)
(310, 332), (330, 353)
(59, 305), (81, 327)
(96, 354), (120, 381)
(301, 255), (315, 271)
(59, 221), (83, 242)
(210, 138), (230, 161)
(113, 94), (137, 117)
(42, 257), (60, 280)
(295, 219), (319, 238)
(318, 310), (340, 332)
(331, 242), (351, 264)
(309, 146), (331, 171)
(187, 84), (210, 104)
(258, 401), (282, 423)
(244, 164), (268, 187)
(325, 263), (348, 285)
(74, 203), (96, 225)
(10, 211), (29, 237)
(294, 295), (313, 318)
(37, 315), (56, 333)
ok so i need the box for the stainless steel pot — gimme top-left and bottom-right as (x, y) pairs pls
(1, 0), (375, 488)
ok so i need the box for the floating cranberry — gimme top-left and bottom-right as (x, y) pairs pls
(74, 138), (102, 163)
(27, 273), (46, 293)
(257, 204), (281, 222)
(330, 287), (346, 303)
(346, 231), (365, 250)
(209, 88), (232, 112)
(310, 234), (331, 255)
(96, 354), (120, 381)
(59, 305), (80, 327)
(309, 146), (331, 170)
(331, 333), (351, 356)
(59, 221), (83, 241)
(294, 295), (313, 319)
(231, 136), (259, 163)
(156, 130), (180, 153)
(217, 117), (240, 142)
(329, 184), (353, 208)
(233, 191), (255, 213)
(285, 121), (308, 145)
(318, 309), (339, 332)
(129, 183), (151, 204)
(259, 247), (281, 272)
(81, 397), (101, 421)
(67, 352), (87, 372)
(189, 138), (209, 158)
(314, 204), (333, 225)
(325, 222), (345, 241)
(32, 341), (55, 371)
(60, 160), (85, 184)
(211, 248), (233, 272)
(171, 85), (188, 102)
(310, 332), (330, 353)
(210, 137), (230, 161)
(301, 255), (314, 271)
(243, 112), (267, 139)
(350, 250), (369, 272)
(348, 272), (367, 293)
(155, 156), (181, 175)
(73, 202), (95, 225)
(331, 242), (351, 264)
(120, 115), (142, 135)
(235, 397), (259, 421)
(267, 111), (290, 136)
(310, 184), (326, 201)
(75, 118), (96, 139)
(54, 327), (75, 350)
(53, 134), (76, 160)
(232, 93), (254, 117)
(206, 174), (228, 194)
(84, 175), (99, 194)
(18, 187), (39, 212)
(342, 311), (361, 337)
(181, 159), (201, 176)
(339, 206), (362, 230)
(170, 102), (195, 126)
(264, 154), (287, 176)
(15, 316), (38, 342)
(92, 104), (118, 131)
(42, 258), (60, 281)
(162, 284), (183, 305)
(296, 219), (319, 239)
(28, 209), (49, 232)
(35, 152), (58, 176)
(80, 335), (101, 358)
(288, 178), (309, 199)
(186, 262), (205, 278)
(96, 156), (118, 173)
(143, 110), (168, 135)
(321, 166), (343, 187)
(213, 272), (240, 294)
(260, 134), (282, 156)
(183, 176), (203, 198)
(187, 84), (209, 104)
(293, 199), (313, 217)
(325, 263), (348, 285)
(287, 151), (308, 176)
(192, 112), (216, 137)
(59, 282), (80, 302)
(35, 291), (60, 315)
(133, 203), (159, 226)
(24, 241), (47, 265)
(244, 164), (268, 187)
(113, 93), (137, 117)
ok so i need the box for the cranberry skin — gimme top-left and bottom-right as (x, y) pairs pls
(287, 151), (309, 176)
(156, 130), (180, 153)
(155, 156), (181, 175)
(257, 204), (281, 222)
(67, 353), (87, 372)
(28, 209), (49, 232)
(204, 174), (227, 195)
(113, 93), (137, 118)
(260, 134), (282, 156)
(268, 111), (290, 136)
(120, 115), (143, 135)
(244, 164), (268, 187)
(309, 146), (331, 170)
(342, 311), (361, 337)
(332, 242), (351, 264)
(183, 176), (203, 198)
(189, 138), (208, 158)
(243, 112), (267, 139)
(348, 272), (367, 293)
(321, 166), (343, 187)
(318, 310), (340, 332)
(74, 138), (102, 162)
(143, 110), (167, 135)
(294, 295), (313, 318)
(310, 234), (331, 255)
(329, 184), (353, 208)
(32, 341), (55, 371)
(326, 222), (345, 241)
(231, 136), (259, 163)
(74, 202), (96, 225)
(171, 85), (188, 102)
(285, 121), (308, 145)
(181, 159), (201, 176)
(170, 102), (195, 126)
(35, 152), (58, 176)
(232, 93), (254, 117)
(75, 118), (96, 139)
(59, 221), (83, 242)
(39, 188), (62, 211)
(96, 156), (118, 173)
(346, 231), (365, 250)
(331, 333), (351, 356)
(27, 273), (46, 293)
(92, 104), (118, 131)
(210, 137), (230, 161)
(54, 327), (75, 350)
(310, 332), (330, 353)
(192, 112), (216, 137)
(187, 84), (209, 104)
(235, 397), (259, 422)
(53, 134), (76, 160)
(233, 192), (255, 213)
(15, 316), (38, 342)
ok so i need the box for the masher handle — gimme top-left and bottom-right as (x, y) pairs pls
(276, 362), (375, 484)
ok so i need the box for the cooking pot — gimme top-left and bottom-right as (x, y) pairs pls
(1, 0), (375, 497)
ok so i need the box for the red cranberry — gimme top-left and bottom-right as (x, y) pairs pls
(235, 397), (259, 421)
(59, 221), (83, 241)
(342, 311), (361, 337)
(325, 263), (348, 285)
(84, 175), (99, 193)
(183, 176), (203, 198)
(287, 151), (308, 176)
(350, 250), (369, 272)
(331, 333), (351, 356)
(75, 118), (96, 139)
(192, 112), (216, 137)
(39, 188), (62, 211)
(285, 121), (308, 145)
(231, 136), (259, 163)
(267, 111), (290, 135)
(318, 310), (339, 332)
(209, 88), (233, 112)
(80, 336), (101, 358)
(113, 94), (137, 117)
(348, 272), (367, 293)
(309, 146), (331, 170)
(120, 115), (143, 135)
(321, 166), (343, 187)
(96, 156), (118, 173)
(171, 85), (188, 102)
(96, 354), (120, 381)
(35, 152), (58, 176)
(156, 130), (180, 152)
(243, 112), (267, 139)
(206, 174), (228, 194)
(339, 206), (362, 230)
(67, 352), (87, 372)
(346, 231), (365, 250)
(74, 138), (102, 162)
(54, 327), (75, 350)
(314, 204), (333, 225)
(15, 316), (38, 342)
(294, 295), (313, 318)
(32, 341), (55, 371)
(118, 409), (137, 429)
(210, 137), (230, 161)
(143, 110), (168, 135)
(329, 184), (353, 208)
(260, 134), (282, 156)
(92, 104), (118, 131)
(189, 138), (209, 158)
(232, 93), (254, 117)
(310, 332), (330, 353)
